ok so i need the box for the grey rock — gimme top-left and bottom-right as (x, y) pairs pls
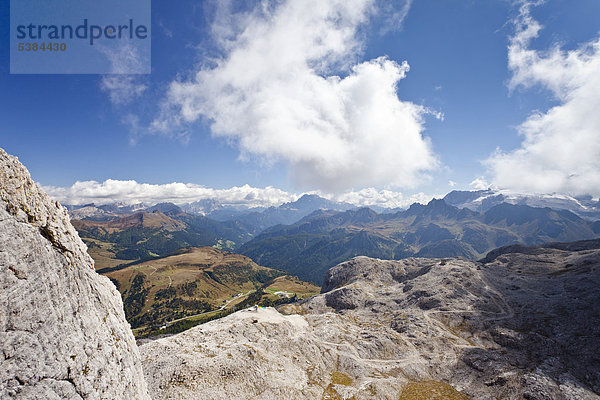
(0, 149), (149, 399)
(142, 247), (600, 399)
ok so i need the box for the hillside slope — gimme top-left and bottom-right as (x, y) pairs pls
(141, 240), (600, 399)
(105, 247), (319, 331)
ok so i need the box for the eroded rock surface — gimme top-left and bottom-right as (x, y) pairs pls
(0, 149), (149, 399)
(142, 244), (600, 399)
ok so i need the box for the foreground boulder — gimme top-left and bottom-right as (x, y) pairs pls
(0, 149), (149, 399)
(142, 243), (600, 399)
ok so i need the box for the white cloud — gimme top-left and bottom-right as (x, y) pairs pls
(376, 0), (413, 35)
(485, 2), (600, 196)
(44, 180), (297, 208)
(100, 42), (148, 74)
(99, 42), (148, 105)
(152, 0), (438, 192)
(469, 176), (491, 191)
(448, 180), (456, 187)
(100, 75), (147, 106)
(332, 187), (433, 208)
(43, 180), (433, 210)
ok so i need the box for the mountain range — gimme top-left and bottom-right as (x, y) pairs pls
(67, 190), (600, 227)
(66, 194), (356, 223)
(239, 198), (599, 282)
(71, 209), (250, 269)
(444, 189), (600, 220)
(68, 191), (599, 283)
(69, 194), (358, 268)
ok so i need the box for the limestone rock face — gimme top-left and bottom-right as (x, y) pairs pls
(142, 247), (600, 399)
(0, 149), (149, 399)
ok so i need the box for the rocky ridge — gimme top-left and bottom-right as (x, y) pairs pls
(142, 242), (600, 399)
(0, 149), (149, 399)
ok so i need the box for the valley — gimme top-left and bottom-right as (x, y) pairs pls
(102, 247), (319, 336)
(72, 209), (249, 269)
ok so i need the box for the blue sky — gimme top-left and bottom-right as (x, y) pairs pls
(1, 0), (599, 207)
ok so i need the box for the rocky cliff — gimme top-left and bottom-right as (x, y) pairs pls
(0, 149), (149, 399)
(142, 242), (600, 399)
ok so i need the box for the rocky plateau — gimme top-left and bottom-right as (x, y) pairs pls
(142, 241), (600, 399)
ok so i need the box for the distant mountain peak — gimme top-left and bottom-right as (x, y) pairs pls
(145, 202), (183, 216)
(351, 207), (379, 222)
(297, 193), (323, 201)
(182, 198), (224, 215)
(404, 198), (458, 218)
(426, 198), (447, 207)
(443, 189), (493, 206)
(282, 194), (329, 209)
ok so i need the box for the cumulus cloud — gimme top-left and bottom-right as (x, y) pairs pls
(469, 177), (491, 191)
(43, 180), (433, 210)
(152, 0), (438, 192)
(485, 2), (600, 196)
(332, 187), (433, 209)
(44, 180), (296, 208)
